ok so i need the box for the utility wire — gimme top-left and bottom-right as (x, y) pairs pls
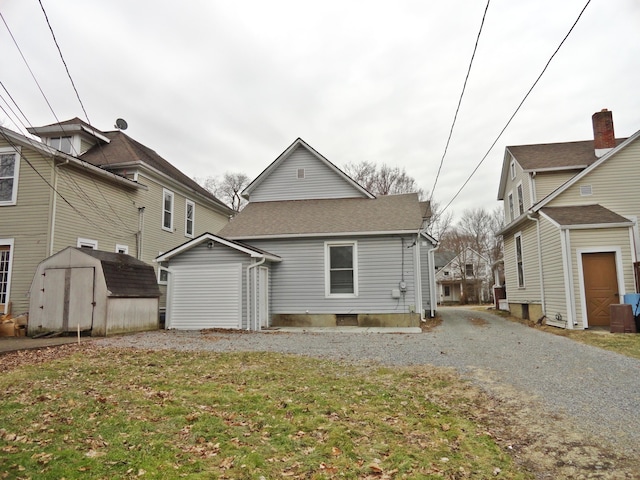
(439, 0), (592, 215)
(429, 0), (491, 205)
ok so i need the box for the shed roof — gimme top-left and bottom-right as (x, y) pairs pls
(219, 193), (425, 239)
(77, 248), (161, 297)
(540, 205), (632, 227)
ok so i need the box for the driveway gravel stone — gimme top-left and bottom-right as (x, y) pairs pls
(96, 306), (640, 458)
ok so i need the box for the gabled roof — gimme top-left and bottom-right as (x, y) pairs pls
(540, 205), (633, 228)
(81, 131), (233, 214)
(219, 193), (424, 239)
(241, 137), (374, 200)
(156, 232), (281, 263)
(76, 248), (161, 298)
(497, 138), (627, 200)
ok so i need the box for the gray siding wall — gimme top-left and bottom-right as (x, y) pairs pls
(249, 235), (418, 314)
(538, 217), (567, 327)
(165, 242), (255, 328)
(249, 146), (366, 202)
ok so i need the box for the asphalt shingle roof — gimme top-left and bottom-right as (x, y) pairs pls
(508, 138), (627, 170)
(219, 193), (425, 238)
(541, 205), (631, 226)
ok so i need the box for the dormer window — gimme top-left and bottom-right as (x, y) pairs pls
(50, 136), (73, 155)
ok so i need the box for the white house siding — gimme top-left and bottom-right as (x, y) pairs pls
(249, 146), (366, 202)
(538, 217), (567, 327)
(568, 227), (634, 328)
(503, 221), (541, 305)
(0, 147), (53, 313)
(248, 236), (418, 315)
(164, 242), (255, 328)
(533, 171), (578, 203)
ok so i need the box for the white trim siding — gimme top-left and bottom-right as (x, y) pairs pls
(185, 199), (195, 238)
(0, 238), (14, 314)
(162, 188), (174, 232)
(325, 241), (359, 298)
(115, 244), (129, 254)
(77, 237), (98, 249)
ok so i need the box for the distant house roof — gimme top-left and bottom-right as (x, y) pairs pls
(434, 251), (456, 268)
(219, 193), (425, 239)
(540, 205), (632, 227)
(81, 131), (233, 214)
(77, 248), (161, 297)
(507, 138), (627, 171)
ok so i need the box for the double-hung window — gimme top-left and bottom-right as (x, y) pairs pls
(50, 136), (73, 155)
(507, 192), (514, 222)
(162, 189), (174, 231)
(185, 200), (195, 237)
(465, 263), (474, 277)
(515, 233), (524, 288)
(325, 242), (358, 297)
(0, 148), (19, 205)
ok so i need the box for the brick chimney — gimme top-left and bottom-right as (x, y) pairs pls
(592, 109), (615, 158)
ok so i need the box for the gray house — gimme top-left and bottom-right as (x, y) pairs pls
(157, 138), (437, 330)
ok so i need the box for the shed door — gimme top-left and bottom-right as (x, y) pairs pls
(167, 264), (242, 330)
(582, 252), (619, 327)
(42, 267), (94, 332)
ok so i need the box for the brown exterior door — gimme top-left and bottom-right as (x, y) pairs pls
(582, 252), (619, 327)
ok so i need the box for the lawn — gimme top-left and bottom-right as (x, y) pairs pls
(0, 346), (531, 479)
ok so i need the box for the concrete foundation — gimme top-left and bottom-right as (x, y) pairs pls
(508, 303), (544, 323)
(271, 313), (420, 328)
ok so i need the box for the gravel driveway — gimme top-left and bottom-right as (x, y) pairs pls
(96, 306), (640, 459)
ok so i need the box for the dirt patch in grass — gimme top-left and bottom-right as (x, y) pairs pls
(469, 317), (489, 327)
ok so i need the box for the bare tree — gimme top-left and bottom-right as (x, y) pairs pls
(343, 161), (425, 198)
(195, 172), (250, 211)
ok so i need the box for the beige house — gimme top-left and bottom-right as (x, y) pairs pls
(435, 247), (491, 304)
(497, 109), (640, 329)
(0, 118), (233, 316)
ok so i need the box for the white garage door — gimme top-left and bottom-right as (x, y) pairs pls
(167, 264), (242, 330)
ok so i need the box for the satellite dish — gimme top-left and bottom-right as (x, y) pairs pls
(114, 118), (128, 130)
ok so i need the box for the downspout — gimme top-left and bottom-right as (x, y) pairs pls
(428, 242), (440, 318)
(527, 214), (545, 318)
(414, 233), (423, 319)
(246, 257), (266, 331)
(137, 207), (145, 260)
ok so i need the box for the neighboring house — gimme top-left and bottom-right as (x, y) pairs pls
(0, 118), (233, 317)
(157, 138), (438, 330)
(435, 247), (491, 304)
(497, 109), (640, 329)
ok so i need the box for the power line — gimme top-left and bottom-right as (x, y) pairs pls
(429, 0), (491, 205)
(439, 0), (592, 216)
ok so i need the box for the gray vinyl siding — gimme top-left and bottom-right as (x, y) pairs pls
(503, 221), (541, 305)
(538, 217), (566, 327)
(164, 242), (256, 327)
(248, 235), (418, 314)
(249, 146), (366, 202)
(0, 147), (54, 313)
(568, 227), (634, 328)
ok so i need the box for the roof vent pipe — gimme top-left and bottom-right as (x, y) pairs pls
(592, 109), (616, 158)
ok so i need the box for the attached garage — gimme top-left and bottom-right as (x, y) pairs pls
(29, 247), (161, 336)
(157, 233), (280, 331)
(167, 264), (243, 329)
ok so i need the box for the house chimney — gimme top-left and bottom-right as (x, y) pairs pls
(592, 109), (615, 158)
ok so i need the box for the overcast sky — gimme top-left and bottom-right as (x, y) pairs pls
(2, 0), (640, 219)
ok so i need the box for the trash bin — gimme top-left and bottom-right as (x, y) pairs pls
(623, 294), (640, 332)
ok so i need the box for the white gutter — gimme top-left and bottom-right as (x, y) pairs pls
(246, 257), (266, 331)
(527, 214), (546, 318)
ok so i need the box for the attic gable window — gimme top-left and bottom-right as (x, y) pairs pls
(297, 168), (305, 179)
(510, 160), (516, 179)
(50, 136), (73, 155)
(516, 183), (524, 215)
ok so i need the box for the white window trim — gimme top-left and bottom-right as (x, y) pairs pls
(516, 181), (524, 216)
(0, 146), (20, 206)
(77, 237), (98, 250)
(115, 244), (129, 254)
(0, 238), (15, 314)
(158, 266), (170, 285)
(324, 241), (359, 298)
(185, 199), (195, 238)
(162, 188), (174, 232)
(514, 232), (525, 288)
(507, 191), (514, 222)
